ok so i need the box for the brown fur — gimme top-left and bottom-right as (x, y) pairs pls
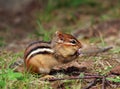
(24, 41), (51, 59)
(24, 31), (82, 74)
(26, 54), (59, 74)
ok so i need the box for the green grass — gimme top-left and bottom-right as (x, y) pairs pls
(45, 0), (99, 12)
(110, 47), (120, 54)
(0, 52), (25, 89)
(89, 35), (107, 47)
(0, 68), (23, 88)
(34, 19), (56, 41)
(0, 37), (5, 47)
(107, 76), (120, 83)
(0, 52), (52, 89)
(96, 66), (112, 75)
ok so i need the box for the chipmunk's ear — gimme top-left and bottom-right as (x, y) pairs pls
(55, 31), (63, 37)
(55, 31), (64, 42)
(55, 31), (62, 36)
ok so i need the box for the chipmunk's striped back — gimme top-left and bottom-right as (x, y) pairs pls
(24, 41), (54, 64)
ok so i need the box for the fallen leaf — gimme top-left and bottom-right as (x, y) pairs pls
(110, 66), (120, 75)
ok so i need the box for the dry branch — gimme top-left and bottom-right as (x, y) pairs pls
(48, 75), (103, 81)
(81, 46), (113, 55)
(83, 79), (99, 89)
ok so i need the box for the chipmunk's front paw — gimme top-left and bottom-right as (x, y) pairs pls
(40, 75), (56, 81)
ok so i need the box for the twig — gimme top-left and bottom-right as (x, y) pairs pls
(81, 46), (113, 54)
(48, 75), (103, 81)
(83, 79), (99, 89)
(83, 73), (100, 76)
(106, 80), (112, 88)
(102, 76), (106, 89)
(71, 72), (101, 77)
(100, 46), (113, 52)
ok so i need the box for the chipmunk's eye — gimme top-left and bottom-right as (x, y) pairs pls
(70, 39), (77, 44)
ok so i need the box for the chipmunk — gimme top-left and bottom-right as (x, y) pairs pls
(24, 31), (82, 74)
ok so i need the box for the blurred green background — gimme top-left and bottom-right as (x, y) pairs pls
(0, 0), (120, 50)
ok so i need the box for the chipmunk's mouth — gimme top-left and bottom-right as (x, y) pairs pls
(78, 48), (84, 55)
(77, 48), (82, 55)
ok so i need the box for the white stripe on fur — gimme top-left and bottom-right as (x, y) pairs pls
(26, 48), (54, 60)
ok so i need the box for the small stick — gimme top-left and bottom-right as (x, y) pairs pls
(83, 79), (99, 89)
(102, 76), (106, 89)
(72, 72), (100, 76)
(106, 80), (112, 88)
(83, 73), (100, 76)
(100, 46), (113, 52)
(49, 75), (103, 81)
(81, 46), (113, 54)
